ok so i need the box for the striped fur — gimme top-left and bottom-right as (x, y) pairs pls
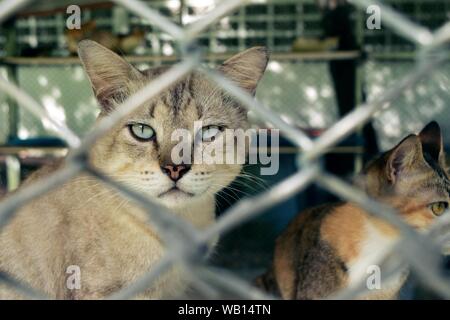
(0, 41), (269, 299)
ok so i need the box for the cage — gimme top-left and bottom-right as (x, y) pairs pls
(0, 0), (449, 300)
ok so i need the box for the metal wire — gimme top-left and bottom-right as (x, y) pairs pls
(0, 76), (81, 148)
(0, 0), (449, 300)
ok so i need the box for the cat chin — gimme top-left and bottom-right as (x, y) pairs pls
(158, 187), (194, 198)
(156, 188), (198, 207)
(160, 190), (193, 200)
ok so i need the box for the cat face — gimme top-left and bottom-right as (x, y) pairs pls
(78, 40), (269, 209)
(362, 121), (450, 229)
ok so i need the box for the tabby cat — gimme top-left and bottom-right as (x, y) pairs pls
(0, 40), (269, 299)
(256, 121), (449, 299)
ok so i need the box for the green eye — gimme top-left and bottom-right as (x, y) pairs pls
(201, 125), (222, 142)
(129, 123), (155, 141)
(429, 201), (448, 216)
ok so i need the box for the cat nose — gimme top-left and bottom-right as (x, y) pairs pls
(161, 164), (191, 181)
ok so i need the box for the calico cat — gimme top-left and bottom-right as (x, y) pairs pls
(0, 40), (269, 299)
(256, 121), (450, 300)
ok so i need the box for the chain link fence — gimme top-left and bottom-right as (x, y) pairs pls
(0, 58), (337, 143)
(0, 0), (449, 299)
(2, 57), (450, 150)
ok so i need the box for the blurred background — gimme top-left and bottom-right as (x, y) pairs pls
(0, 0), (449, 298)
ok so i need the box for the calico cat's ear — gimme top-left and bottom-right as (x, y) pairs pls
(386, 134), (424, 184)
(78, 40), (143, 112)
(218, 47), (269, 95)
(419, 121), (446, 167)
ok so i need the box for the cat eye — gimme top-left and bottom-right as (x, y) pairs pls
(129, 123), (155, 141)
(201, 125), (222, 142)
(429, 201), (448, 216)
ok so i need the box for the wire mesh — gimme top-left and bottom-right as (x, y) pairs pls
(0, 0), (449, 300)
(5, 58), (449, 151)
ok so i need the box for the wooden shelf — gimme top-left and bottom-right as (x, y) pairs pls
(0, 51), (361, 66)
(0, 146), (68, 157)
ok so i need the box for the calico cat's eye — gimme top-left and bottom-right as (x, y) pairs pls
(129, 123), (155, 141)
(201, 125), (222, 142)
(429, 201), (448, 216)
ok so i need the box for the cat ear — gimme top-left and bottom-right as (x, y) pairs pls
(386, 134), (424, 184)
(218, 47), (269, 95)
(78, 40), (143, 112)
(419, 121), (446, 166)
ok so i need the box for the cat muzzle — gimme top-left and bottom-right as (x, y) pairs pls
(160, 164), (191, 181)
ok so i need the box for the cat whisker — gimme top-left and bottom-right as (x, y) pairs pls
(215, 172), (268, 190)
(210, 183), (251, 202)
(207, 187), (234, 208)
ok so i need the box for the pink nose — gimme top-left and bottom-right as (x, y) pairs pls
(161, 164), (190, 181)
